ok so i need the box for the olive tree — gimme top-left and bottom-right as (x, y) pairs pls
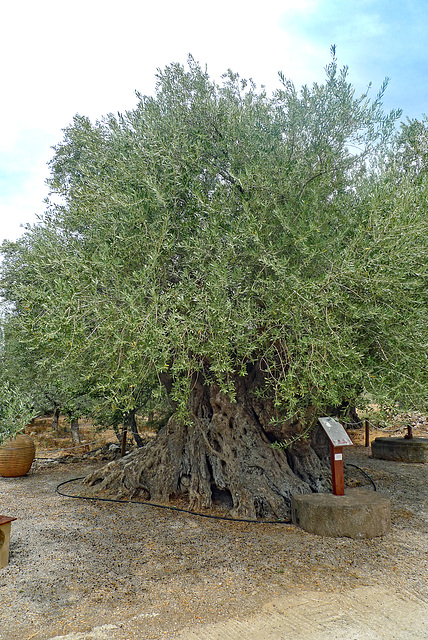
(2, 53), (426, 518)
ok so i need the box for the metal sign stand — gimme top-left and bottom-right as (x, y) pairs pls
(319, 417), (353, 496)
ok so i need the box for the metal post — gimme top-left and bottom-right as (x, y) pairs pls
(329, 442), (345, 496)
(365, 419), (370, 447)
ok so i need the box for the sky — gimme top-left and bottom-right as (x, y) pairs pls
(1, 0), (427, 245)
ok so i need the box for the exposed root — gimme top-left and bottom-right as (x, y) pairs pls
(86, 379), (330, 520)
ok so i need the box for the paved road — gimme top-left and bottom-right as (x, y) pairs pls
(49, 586), (428, 639)
(174, 587), (428, 640)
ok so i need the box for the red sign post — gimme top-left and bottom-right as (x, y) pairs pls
(319, 417), (353, 496)
(329, 443), (345, 495)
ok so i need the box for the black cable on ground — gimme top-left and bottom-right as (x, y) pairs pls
(344, 463), (377, 491)
(56, 477), (293, 524)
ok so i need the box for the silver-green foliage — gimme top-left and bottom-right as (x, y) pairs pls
(0, 381), (36, 445)
(1, 52), (427, 424)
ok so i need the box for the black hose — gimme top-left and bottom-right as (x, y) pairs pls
(344, 463), (377, 491)
(56, 477), (292, 524)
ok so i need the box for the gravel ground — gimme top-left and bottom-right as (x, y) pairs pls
(0, 428), (427, 640)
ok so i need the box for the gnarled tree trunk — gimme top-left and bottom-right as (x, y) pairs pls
(51, 405), (60, 431)
(70, 417), (81, 445)
(86, 369), (331, 520)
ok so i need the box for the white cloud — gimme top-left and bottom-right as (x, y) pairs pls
(0, 161), (48, 243)
(3, 0), (411, 245)
(2, 1), (329, 245)
(0, 0), (324, 143)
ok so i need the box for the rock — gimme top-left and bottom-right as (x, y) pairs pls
(291, 488), (391, 539)
(372, 437), (428, 463)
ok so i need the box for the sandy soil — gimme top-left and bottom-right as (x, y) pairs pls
(0, 422), (427, 640)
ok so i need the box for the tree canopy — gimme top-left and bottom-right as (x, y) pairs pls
(1, 52), (427, 516)
(2, 54), (425, 415)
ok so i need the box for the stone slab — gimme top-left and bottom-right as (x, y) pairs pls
(291, 488), (391, 539)
(372, 437), (428, 463)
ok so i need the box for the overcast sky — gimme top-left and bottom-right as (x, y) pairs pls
(1, 0), (427, 245)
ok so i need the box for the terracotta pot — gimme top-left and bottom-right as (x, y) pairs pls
(0, 434), (36, 477)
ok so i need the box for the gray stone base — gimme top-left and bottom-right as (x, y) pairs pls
(372, 437), (428, 463)
(291, 488), (391, 539)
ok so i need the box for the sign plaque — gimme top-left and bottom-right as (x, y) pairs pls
(318, 417), (353, 496)
(319, 417), (353, 447)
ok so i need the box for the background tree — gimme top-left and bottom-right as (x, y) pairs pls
(1, 52), (426, 519)
(0, 315), (37, 444)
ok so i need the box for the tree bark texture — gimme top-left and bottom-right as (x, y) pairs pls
(86, 371), (331, 520)
(126, 409), (145, 448)
(70, 418), (81, 445)
(51, 406), (60, 431)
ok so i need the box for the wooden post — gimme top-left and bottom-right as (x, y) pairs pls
(0, 516), (17, 569)
(365, 419), (370, 447)
(329, 442), (345, 496)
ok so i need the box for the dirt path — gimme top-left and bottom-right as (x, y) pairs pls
(174, 587), (428, 640)
(0, 443), (427, 640)
(43, 586), (428, 640)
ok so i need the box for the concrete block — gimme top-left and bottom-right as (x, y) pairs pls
(372, 437), (428, 463)
(291, 488), (391, 539)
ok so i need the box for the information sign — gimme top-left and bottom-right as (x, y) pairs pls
(319, 417), (353, 447)
(318, 417), (353, 496)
